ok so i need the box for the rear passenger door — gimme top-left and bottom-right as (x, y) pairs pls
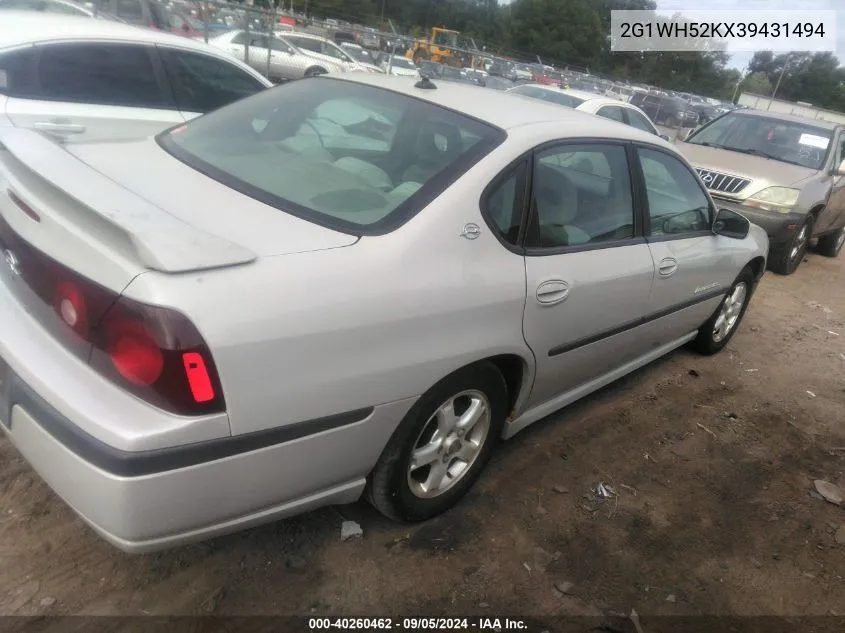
(4, 42), (182, 142)
(636, 145), (738, 340)
(157, 47), (269, 119)
(519, 141), (656, 410)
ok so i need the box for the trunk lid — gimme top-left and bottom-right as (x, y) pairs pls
(0, 128), (357, 293)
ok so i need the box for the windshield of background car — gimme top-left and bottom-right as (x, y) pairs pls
(686, 112), (833, 170)
(509, 85), (585, 108)
(159, 78), (505, 234)
(390, 56), (416, 69)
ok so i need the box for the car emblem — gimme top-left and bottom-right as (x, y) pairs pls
(3, 249), (20, 275)
(700, 172), (714, 184)
(460, 223), (481, 240)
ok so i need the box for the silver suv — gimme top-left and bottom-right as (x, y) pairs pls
(678, 109), (845, 275)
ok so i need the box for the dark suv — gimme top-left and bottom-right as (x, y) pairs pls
(631, 92), (698, 128)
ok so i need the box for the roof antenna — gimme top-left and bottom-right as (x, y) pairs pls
(415, 75), (437, 90)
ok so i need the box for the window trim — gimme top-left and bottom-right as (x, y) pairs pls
(632, 141), (716, 244)
(478, 154), (532, 255)
(26, 40), (172, 110)
(522, 138), (646, 257)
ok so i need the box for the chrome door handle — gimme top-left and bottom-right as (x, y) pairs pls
(658, 257), (678, 277)
(536, 279), (570, 305)
(33, 121), (86, 135)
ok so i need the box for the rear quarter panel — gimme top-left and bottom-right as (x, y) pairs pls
(122, 147), (534, 437)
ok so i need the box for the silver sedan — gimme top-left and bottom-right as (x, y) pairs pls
(210, 29), (344, 81)
(0, 75), (768, 553)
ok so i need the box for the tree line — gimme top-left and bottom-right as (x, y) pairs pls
(265, 0), (845, 110)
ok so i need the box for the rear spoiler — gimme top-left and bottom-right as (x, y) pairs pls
(0, 128), (257, 273)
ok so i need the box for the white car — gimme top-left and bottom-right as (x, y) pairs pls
(0, 0), (121, 19)
(0, 12), (272, 143)
(281, 32), (377, 74)
(0, 74), (767, 553)
(340, 42), (383, 74)
(211, 30), (347, 81)
(507, 84), (667, 139)
(380, 54), (419, 77)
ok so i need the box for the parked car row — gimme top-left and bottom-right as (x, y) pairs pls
(209, 29), (378, 82)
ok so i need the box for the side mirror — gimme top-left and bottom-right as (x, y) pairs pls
(712, 208), (750, 239)
(659, 133), (671, 141)
(834, 158), (845, 176)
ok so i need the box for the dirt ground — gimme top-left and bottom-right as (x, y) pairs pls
(2, 250), (845, 628)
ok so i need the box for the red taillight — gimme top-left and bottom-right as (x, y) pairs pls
(0, 212), (225, 415)
(90, 299), (225, 415)
(105, 319), (164, 386)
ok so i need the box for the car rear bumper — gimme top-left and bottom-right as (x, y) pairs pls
(1, 364), (415, 553)
(712, 199), (804, 246)
(0, 271), (416, 553)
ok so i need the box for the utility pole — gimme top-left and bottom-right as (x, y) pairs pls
(380, 0), (386, 25)
(769, 54), (790, 110)
(731, 64), (749, 103)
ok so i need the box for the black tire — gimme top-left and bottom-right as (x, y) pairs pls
(304, 66), (327, 77)
(816, 226), (845, 258)
(768, 214), (813, 275)
(691, 266), (755, 355)
(366, 362), (508, 522)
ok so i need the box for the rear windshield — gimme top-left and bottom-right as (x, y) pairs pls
(686, 112), (833, 170)
(509, 85), (585, 108)
(159, 78), (504, 234)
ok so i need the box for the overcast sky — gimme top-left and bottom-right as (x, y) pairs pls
(655, 0), (844, 69)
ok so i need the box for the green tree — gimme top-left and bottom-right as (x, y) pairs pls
(742, 71), (773, 96)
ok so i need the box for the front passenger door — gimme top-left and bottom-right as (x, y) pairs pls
(637, 145), (738, 340)
(520, 142), (656, 411)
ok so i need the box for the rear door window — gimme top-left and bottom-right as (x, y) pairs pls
(36, 43), (167, 108)
(624, 108), (658, 135)
(159, 48), (267, 113)
(0, 47), (39, 97)
(596, 105), (625, 123)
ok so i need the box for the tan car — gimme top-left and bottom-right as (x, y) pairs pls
(678, 109), (845, 275)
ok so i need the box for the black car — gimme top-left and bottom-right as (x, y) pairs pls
(690, 104), (720, 125)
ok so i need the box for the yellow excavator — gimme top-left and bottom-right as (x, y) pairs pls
(405, 27), (469, 68)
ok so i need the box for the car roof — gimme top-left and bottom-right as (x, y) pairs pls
(0, 10), (224, 53)
(328, 75), (667, 143)
(283, 32), (332, 43)
(515, 84), (621, 107)
(729, 108), (841, 130)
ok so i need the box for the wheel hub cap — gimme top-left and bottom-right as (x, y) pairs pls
(406, 390), (491, 499)
(712, 282), (747, 343)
